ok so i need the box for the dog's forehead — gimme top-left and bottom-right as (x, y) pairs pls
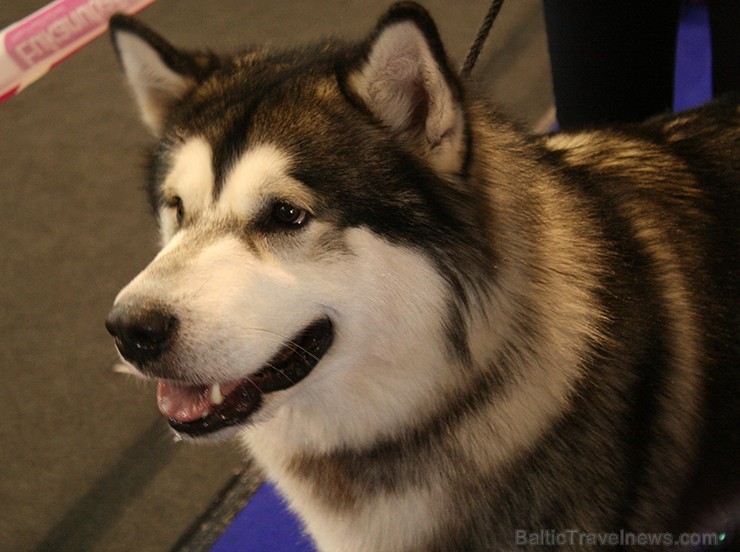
(163, 136), (306, 214)
(177, 43), (346, 137)
(159, 54), (354, 201)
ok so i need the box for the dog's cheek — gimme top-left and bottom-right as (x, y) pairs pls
(173, 237), (324, 372)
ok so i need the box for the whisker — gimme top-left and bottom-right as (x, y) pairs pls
(264, 362), (298, 387)
(241, 327), (322, 364)
(180, 272), (216, 302)
(244, 377), (264, 393)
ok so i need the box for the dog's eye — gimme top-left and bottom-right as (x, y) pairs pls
(271, 202), (309, 227)
(169, 196), (184, 225)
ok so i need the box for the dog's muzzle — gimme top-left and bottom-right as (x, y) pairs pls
(105, 300), (335, 437)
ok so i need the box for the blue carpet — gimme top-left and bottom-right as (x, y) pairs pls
(210, 483), (317, 552)
(673, 0), (712, 111)
(209, 3), (712, 551)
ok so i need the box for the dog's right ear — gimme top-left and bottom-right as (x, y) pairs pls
(109, 15), (215, 135)
(342, 3), (467, 175)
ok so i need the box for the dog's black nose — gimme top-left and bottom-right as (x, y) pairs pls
(105, 305), (177, 365)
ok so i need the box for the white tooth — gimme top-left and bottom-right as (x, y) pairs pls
(112, 363), (148, 381)
(112, 363), (137, 375)
(211, 383), (224, 405)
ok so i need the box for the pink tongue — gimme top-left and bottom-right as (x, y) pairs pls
(156, 380), (245, 422)
(157, 381), (211, 422)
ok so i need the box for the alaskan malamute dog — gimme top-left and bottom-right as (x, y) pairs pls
(106, 3), (738, 550)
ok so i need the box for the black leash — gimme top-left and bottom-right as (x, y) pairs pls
(461, 0), (505, 78)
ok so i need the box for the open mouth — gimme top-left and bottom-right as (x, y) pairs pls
(158, 318), (333, 437)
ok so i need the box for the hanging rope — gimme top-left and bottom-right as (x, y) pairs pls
(461, 0), (505, 78)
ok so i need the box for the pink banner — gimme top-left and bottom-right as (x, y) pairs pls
(6, 0), (147, 69)
(0, 0), (156, 102)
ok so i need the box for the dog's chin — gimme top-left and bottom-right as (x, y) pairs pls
(156, 317), (334, 439)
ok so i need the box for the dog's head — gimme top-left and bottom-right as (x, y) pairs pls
(106, 3), (492, 447)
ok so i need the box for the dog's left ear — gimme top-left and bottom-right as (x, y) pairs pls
(109, 14), (217, 135)
(345, 3), (467, 175)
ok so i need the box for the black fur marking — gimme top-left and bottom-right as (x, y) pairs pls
(144, 139), (172, 216)
(289, 145), (491, 362)
(211, 112), (252, 197)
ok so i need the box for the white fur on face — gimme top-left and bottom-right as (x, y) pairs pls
(160, 137), (214, 244)
(159, 140), (305, 244)
(218, 144), (314, 219)
(244, 226), (456, 450)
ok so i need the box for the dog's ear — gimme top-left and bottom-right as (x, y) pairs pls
(109, 15), (216, 135)
(345, 3), (467, 174)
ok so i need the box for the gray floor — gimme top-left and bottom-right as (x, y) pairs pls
(0, 1), (553, 550)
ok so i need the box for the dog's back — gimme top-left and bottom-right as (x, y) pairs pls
(538, 96), (739, 542)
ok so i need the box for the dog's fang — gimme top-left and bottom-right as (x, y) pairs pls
(210, 383), (224, 405)
(112, 363), (137, 375)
